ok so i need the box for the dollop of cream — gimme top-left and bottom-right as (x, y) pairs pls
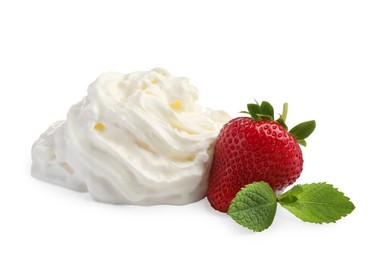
(31, 68), (230, 205)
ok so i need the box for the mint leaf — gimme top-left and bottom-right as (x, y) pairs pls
(227, 181), (277, 232)
(278, 183), (355, 224)
(289, 120), (316, 141)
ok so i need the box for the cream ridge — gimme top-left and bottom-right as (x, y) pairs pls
(31, 68), (230, 205)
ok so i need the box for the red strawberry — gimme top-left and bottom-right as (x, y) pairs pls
(207, 101), (315, 212)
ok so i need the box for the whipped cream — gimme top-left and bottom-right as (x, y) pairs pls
(32, 68), (230, 205)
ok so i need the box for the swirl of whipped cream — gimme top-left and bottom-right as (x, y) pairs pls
(31, 68), (230, 205)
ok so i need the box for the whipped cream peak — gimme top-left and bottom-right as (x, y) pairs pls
(32, 68), (230, 205)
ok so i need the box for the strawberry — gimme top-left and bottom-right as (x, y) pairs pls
(207, 101), (315, 212)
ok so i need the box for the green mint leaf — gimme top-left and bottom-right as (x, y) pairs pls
(228, 181), (277, 232)
(277, 194), (298, 204)
(278, 183), (355, 224)
(289, 120), (316, 140)
(258, 101), (274, 120)
(247, 103), (261, 120)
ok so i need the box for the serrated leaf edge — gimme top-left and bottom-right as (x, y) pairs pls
(278, 182), (356, 224)
(228, 182), (277, 232)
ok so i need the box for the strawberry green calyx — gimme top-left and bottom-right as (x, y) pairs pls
(242, 100), (316, 146)
(276, 103), (288, 130)
(245, 101), (274, 121)
(289, 120), (316, 147)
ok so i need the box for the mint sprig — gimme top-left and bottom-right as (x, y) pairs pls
(227, 182), (355, 232)
(278, 183), (355, 223)
(228, 182), (277, 232)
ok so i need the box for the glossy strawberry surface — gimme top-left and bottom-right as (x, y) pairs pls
(207, 117), (303, 212)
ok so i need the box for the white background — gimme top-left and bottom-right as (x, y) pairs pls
(1, 0), (389, 259)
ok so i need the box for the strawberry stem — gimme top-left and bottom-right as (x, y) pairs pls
(242, 100), (315, 146)
(276, 103), (288, 131)
(281, 103), (288, 122)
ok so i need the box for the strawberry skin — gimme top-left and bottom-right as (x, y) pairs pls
(207, 117), (303, 212)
